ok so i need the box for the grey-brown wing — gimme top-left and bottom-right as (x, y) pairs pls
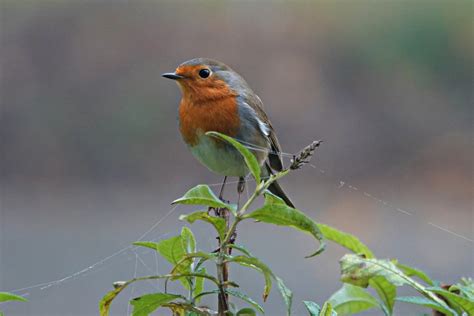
(244, 93), (284, 171)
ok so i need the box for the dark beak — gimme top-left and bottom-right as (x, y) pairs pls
(161, 72), (184, 80)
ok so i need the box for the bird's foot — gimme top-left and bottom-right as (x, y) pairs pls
(230, 230), (237, 244)
(207, 206), (215, 216)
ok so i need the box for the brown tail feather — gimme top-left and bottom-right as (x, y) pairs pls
(264, 164), (294, 208)
(268, 179), (294, 208)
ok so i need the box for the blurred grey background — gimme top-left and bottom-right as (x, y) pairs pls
(1, 1), (472, 315)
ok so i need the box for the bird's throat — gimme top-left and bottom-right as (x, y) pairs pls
(178, 95), (240, 146)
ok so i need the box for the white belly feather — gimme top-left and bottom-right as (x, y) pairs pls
(189, 132), (267, 177)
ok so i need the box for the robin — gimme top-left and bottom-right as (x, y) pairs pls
(162, 58), (294, 207)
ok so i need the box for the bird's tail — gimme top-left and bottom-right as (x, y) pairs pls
(264, 164), (294, 208)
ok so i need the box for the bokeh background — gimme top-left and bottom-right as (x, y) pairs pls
(1, 1), (472, 315)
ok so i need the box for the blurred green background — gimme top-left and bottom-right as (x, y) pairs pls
(1, 1), (472, 315)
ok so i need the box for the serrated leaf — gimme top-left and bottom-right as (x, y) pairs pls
(369, 276), (396, 315)
(0, 292), (27, 303)
(244, 194), (326, 257)
(396, 263), (434, 286)
(427, 286), (474, 315)
(396, 296), (456, 316)
(172, 184), (236, 211)
(130, 293), (183, 316)
(316, 224), (374, 259)
(180, 211), (226, 241)
(303, 301), (321, 315)
(206, 131), (261, 183)
(227, 255), (273, 301)
(275, 276), (293, 316)
(328, 283), (380, 315)
(237, 307), (257, 316)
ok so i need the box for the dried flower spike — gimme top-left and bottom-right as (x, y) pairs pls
(290, 140), (322, 170)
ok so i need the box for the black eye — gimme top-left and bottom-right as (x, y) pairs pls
(199, 69), (210, 78)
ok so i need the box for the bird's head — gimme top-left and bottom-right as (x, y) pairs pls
(162, 58), (249, 102)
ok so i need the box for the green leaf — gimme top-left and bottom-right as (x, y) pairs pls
(134, 228), (197, 290)
(181, 226), (196, 254)
(130, 293), (183, 316)
(316, 223), (374, 259)
(171, 252), (216, 278)
(180, 211), (226, 241)
(263, 190), (286, 205)
(172, 184), (236, 211)
(237, 307), (257, 316)
(206, 131), (261, 183)
(194, 289), (264, 314)
(340, 254), (406, 288)
(227, 255), (273, 301)
(166, 303), (191, 316)
(193, 268), (206, 303)
(100, 281), (131, 316)
(328, 283), (380, 315)
(164, 302), (210, 315)
(369, 276), (396, 315)
(396, 296), (456, 316)
(194, 256), (209, 273)
(227, 244), (254, 257)
(0, 292), (27, 303)
(396, 263), (434, 286)
(132, 241), (158, 251)
(320, 302), (336, 316)
(134, 237), (186, 267)
(244, 193), (326, 257)
(303, 301), (321, 316)
(135, 228), (195, 267)
(339, 254), (455, 314)
(451, 277), (474, 300)
(275, 276), (293, 316)
(427, 286), (474, 315)
(227, 289), (264, 314)
(99, 273), (218, 316)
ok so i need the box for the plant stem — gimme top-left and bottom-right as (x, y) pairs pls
(216, 252), (229, 315)
(216, 207), (230, 315)
(216, 171), (287, 315)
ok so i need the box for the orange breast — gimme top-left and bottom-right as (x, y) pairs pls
(179, 95), (240, 146)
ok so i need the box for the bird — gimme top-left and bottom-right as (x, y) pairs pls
(162, 58), (294, 208)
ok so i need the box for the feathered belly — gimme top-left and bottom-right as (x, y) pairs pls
(189, 132), (266, 177)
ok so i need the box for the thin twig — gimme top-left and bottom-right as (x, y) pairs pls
(216, 207), (230, 315)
